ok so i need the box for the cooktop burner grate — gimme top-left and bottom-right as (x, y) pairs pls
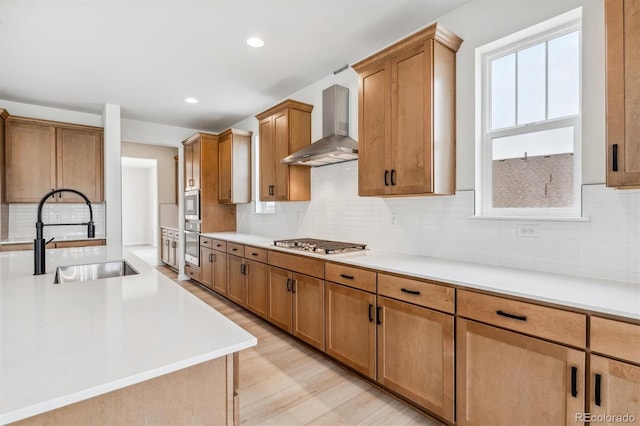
(273, 238), (366, 255)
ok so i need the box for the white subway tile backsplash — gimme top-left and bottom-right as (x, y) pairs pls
(8, 203), (106, 240)
(237, 162), (640, 284)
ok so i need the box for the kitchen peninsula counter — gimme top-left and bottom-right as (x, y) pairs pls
(0, 246), (256, 424)
(203, 232), (640, 321)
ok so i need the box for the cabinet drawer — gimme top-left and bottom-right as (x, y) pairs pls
(325, 262), (376, 293)
(457, 290), (586, 348)
(268, 250), (324, 279)
(185, 264), (201, 282)
(167, 230), (177, 238)
(378, 273), (454, 314)
(227, 242), (245, 257)
(591, 316), (640, 363)
(200, 236), (212, 247)
(161, 228), (168, 236)
(245, 246), (268, 263)
(211, 239), (227, 251)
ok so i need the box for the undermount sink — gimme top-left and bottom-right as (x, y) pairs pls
(53, 260), (139, 284)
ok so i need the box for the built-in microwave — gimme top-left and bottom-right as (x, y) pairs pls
(185, 190), (200, 220)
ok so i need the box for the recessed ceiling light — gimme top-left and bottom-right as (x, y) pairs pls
(185, 97), (198, 104)
(246, 37), (264, 48)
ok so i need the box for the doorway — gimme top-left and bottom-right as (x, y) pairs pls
(122, 157), (158, 264)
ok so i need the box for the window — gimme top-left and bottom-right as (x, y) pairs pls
(476, 10), (582, 218)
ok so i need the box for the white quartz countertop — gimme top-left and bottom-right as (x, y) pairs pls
(0, 246), (257, 424)
(203, 232), (640, 320)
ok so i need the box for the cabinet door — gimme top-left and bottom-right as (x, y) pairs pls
(268, 266), (292, 332)
(161, 236), (170, 264)
(390, 42), (433, 195)
(358, 61), (390, 196)
(191, 138), (201, 190)
(218, 133), (232, 203)
(325, 282), (376, 379)
(5, 120), (56, 202)
(212, 250), (228, 295)
(590, 355), (640, 424)
(56, 127), (103, 202)
(292, 273), (324, 351)
(272, 110), (290, 201)
(168, 238), (177, 269)
(246, 259), (268, 319)
(200, 246), (214, 289)
(227, 255), (246, 306)
(606, 0), (640, 187)
(377, 296), (454, 422)
(258, 117), (275, 201)
(457, 318), (585, 426)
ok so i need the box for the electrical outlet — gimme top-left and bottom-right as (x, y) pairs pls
(516, 224), (539, 238)
(391, 213), (397, 228)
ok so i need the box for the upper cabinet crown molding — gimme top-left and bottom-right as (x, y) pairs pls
(605, 0), (640, 188)
(255, 99), (313, 121)
(353, 22), (462, 197)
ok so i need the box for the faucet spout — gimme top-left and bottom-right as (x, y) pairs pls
(34, 188), (96, 275)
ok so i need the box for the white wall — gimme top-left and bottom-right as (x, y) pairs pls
(234, 0), (640, 285)
(122, 165), (156, 246)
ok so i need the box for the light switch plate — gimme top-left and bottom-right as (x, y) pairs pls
(516, 224), (539, 238)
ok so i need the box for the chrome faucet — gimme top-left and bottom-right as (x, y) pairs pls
(34, 189), (95, 275)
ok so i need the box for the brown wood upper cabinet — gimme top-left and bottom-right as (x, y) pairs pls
(218, 128), (252, 204)
(255, 100), (313, 202)
(352, 23), (462, 196)
(606, 0), (640, 188)
(181, 133), (236, 233)
(5, 117), (103, 203)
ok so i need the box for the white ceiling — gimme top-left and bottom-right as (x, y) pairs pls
(0, 0), (468, 133)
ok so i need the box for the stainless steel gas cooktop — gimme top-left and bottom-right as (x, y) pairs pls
(273, 238), (366, 255)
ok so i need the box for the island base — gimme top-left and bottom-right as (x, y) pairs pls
(12, 353), (239, 426)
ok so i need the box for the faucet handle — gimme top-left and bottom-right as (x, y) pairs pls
(46, 237), (55, 246)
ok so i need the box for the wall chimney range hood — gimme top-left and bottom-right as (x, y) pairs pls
(281, 84), (358, 167)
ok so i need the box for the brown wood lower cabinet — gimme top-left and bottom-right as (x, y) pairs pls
(268, 266), (325, 350)
(377, 296), (454, 422)
(213, 250), (228, 295)
(245, 259), (268, 319)
(456, 318), (585, 426)
(325, 281), (376, 379)
(589, 355), (640, 424)
(228, 254), (247, 306)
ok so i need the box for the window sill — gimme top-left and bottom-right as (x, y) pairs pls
(469, 215), (590, 222)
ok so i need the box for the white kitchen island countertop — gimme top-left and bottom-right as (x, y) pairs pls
(203, 232), (640, 321)
(0, 246), (257, 425)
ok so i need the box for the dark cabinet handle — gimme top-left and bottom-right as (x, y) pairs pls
(286, 278), (292, 292)
(212, 253), (216, 262)
(216, 244), (223, 247)
(571, 366), (578, 398)
(240, 264), (245, 275)
(391, 169), (396, 186)
(232, 248), (238, 251)
(401, 288), (420, 295)
(368, 304), (374, 322)
(612, 144), (618, 172)
(51, 188), (55, 199)
(595, 374), (602, 406)
(251, 252), (259, 256)
(340, 274), (354, 280)
(496, 310), (527, 322)
(228, 190), (232, 198)
(291, 279), (296, 293)
(208, 253), (213, 262)
(376, 306), (382, 325)
(384, 170), (390, 186)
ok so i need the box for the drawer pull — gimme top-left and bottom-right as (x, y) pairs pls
(286, 278), (292, 292)
(401, 288), (420, 296)
(216, 244), (223, 247)
(571, 366), (578, 398)
(376, 306), (382, 325)
(384, 170), (390, 186)
(340, 273), (354, 280)
(232, 248), (238, 251)
(251, 252), (259, 256)
(368, 304), (374, 322)
(496, 310), (527, 322)
(291, 279), (297, 293)
(595, 374), (602, 406)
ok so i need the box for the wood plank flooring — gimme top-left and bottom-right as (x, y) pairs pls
(157, 266), (441, 426)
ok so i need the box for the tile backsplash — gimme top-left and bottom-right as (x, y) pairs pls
(238, 161), (640, 284)
(9, 203), (106, 240)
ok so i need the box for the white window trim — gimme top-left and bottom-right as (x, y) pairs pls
(475, 8), (583, 219)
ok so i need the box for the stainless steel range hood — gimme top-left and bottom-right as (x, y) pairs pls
(281, 84), (358, 167)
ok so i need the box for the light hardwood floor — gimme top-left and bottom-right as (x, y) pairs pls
(157, 266), (441, 426)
